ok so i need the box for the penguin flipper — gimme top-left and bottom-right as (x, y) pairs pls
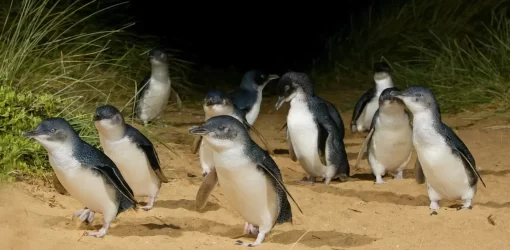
(191, 136), (202, 154)
(443, 125), (486, 188)
(322, 98), (346, 139)
(245, 121), (273, 155)
(170, 86), (182, 109)
(355, 127), (375, 168)
(195, 168), (218, 211)
(414, 157), (426, 184)
(317, 123), (328, 166)
(350, 88), (375, 132)
(257, 159), (303, 214)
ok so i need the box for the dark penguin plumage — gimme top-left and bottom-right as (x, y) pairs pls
(135, 48), (181, 126)
(394, 86), (486, 212)
(229, 70), (279, 125)
(275, 72), (350, 184)
(94, 105), (169, 211)
(22, 118), (136, 237)
(189, 115), (302, 247)
(350, 61), (394, 133)
(355, 87), (415, 184)
(192, 89), (273, 176)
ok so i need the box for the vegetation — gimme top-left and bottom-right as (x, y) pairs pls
(317, 0), (510, 112)
(0, 0), (192, 181)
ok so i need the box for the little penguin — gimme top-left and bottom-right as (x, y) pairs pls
(135, 48), (181, 126)
(229, 70), (279, 125)
(94, 105), (169, 211)
(393, 86), (486, 211)
(191, 90), (272, 177)
(275, 72), (350, 184)
(189, 115), (302, 247)
(355, 87), (414, 184)
(350, 61), (394, 133)
(22, 118), (136, 237)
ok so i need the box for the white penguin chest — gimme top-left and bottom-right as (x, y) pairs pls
(139, 79), (171, 119)
(245, 91), (262, 125)
(213, 148), (278, 226)
(370, 116), (413, 170)
(413, 124), (472, 199)
(48, 151), (118, 214)
(100, 136), (160, 197)
(287, 101), (326, 176)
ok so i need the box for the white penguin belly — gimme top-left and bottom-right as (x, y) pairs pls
(357, 99), (378, 131)
(213, 149), (279, 227)
(245, 91), (262, 125)
(287, 103), (326, 177)
(414, 135), (472, 200)
(49, 155), (118, 216)
(100, 137), (160, 197)
(370, 125), (413, 172)
(139, 80), (171, 121)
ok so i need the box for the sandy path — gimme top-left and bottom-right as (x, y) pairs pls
(1, 94), (510, 250)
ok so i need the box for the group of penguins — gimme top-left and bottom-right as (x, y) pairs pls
(21, 49), (486, 247)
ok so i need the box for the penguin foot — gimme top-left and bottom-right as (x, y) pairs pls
(374, 180), (388, 185)
(74, 208), (95, 223)
(429, 201), (440, 210)
(374, 175), (387, 184)
(244, 223), (259, 235)
(295, 176), (316, 185)
(393, 171), (403, 179)
(83, 223), (109, 238)
(139, 197), (155, 211)
(456, 205), (473, 211)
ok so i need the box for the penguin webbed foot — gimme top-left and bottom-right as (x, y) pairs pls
(235, 231), (267, 247)
(457, 200), (473, 211)
(83, 222), (109, 238)
(294, 176), (316, 185)
(74, 208), (95, 223)
(429, 201), (440, 210)
(139, 197), (155, 211)
(244, 222), (259, 235)
(393, 171), (404, 179)
(374, 175), (387, 184)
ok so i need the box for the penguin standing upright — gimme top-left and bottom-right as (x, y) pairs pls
(94, 105), (169, 211)
(355, 87), (414, 184)
(275, 72), (350, 184)
(229, 70), (279, 125)
(393, 86), (486, 212)
(135, 49), (181, 126)
(189, 115), (302, 247)
(351, 61), (394, 133)
(22, 118), (136, 237)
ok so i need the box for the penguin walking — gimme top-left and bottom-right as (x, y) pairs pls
(191, 90), (272, 177)
(94, 105), (169, 211)
(229, 70), (279, 125)
(135, 48), (181, 126)
(393, 86), (486, 211)
(350, 61), (394, 133)
(188, 115), (302, 247)
(275, 72), (350, 184)
(355, 87), (414, 184)
(22, 118), (136, 237)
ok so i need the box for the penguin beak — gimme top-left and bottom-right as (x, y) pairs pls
(268, 74), (280, 81)
(275, 96), (285, 110)
(189, 125), (209, 135)
(389, 90), (404, 100)
(92, 114), (102, 121)
(22, 130), (40, 138)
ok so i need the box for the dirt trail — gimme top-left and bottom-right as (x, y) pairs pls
(1, 93), (510, 250)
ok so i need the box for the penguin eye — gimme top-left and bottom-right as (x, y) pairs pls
(50, 129), (56, 133)
(218, 126), (226, 131)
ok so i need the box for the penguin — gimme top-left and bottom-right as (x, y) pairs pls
(22, 118), (136, 237)
(350, 61), (394, 133)
(135, 48), (181, 126)
(229, 70), (279, 125)
(188, 115), (302, 247)
(393, 86), (486, 211)
(275, 72), (350, 184)
(93, 105), (169, 211)
(354, 87), (414, 184)
(191, 90), (272, 177)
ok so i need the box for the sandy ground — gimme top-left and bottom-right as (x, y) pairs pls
(1, 92), (510, 250)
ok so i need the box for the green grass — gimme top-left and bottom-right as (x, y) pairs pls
(317, 0), (510, 112)
(0, 0), (193, 181)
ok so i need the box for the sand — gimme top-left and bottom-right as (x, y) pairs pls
(1, 93), (509, 250)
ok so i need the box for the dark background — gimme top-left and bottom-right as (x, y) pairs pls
(102, 0), (391, 74)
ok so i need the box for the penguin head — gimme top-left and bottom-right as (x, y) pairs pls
(240, 70), (279, 90)
(188, 115), (248, 151)
(22, 118), (78, 149)
(393, 86), (439, 115)
(93, 105), (125, 133)
(203, 90), (234, 117)
(379, 87), (403, 105)
(275, 72), (314, 110)
(373, 61), (391, 80)
(149, 48), (168, 65)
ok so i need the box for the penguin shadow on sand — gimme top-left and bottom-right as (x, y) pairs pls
(154, 199), (221, 212)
